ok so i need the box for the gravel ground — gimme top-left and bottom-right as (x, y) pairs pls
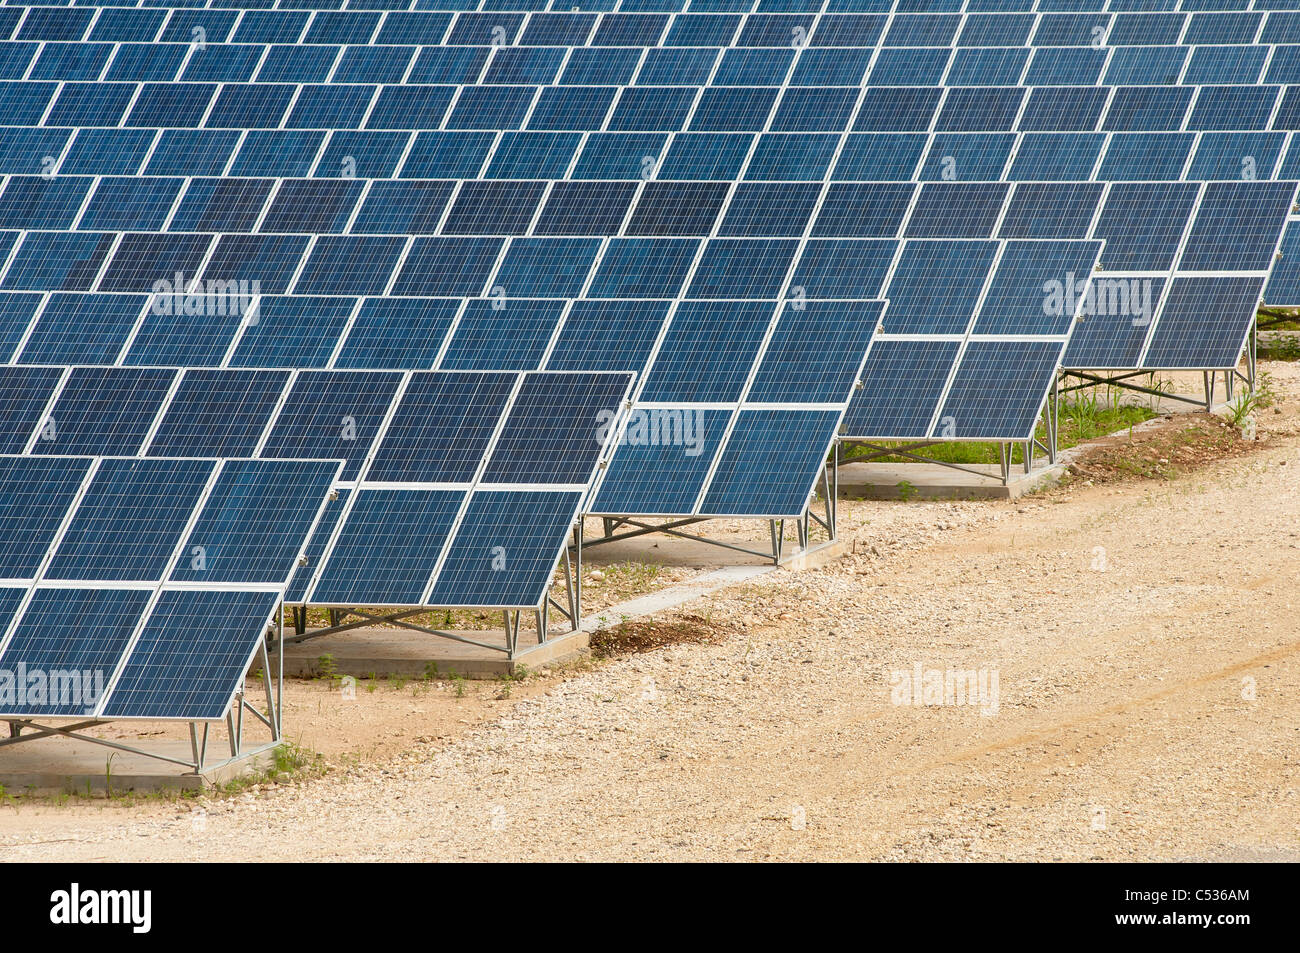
(3, 364), (1300, 862)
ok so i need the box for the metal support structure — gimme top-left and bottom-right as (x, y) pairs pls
(578, 454), (839, 567)
(1059, 370), (1206, 408)
(0, 713), (276, 777)
(850, 440), (1016, 484)
(1060, 327), (1258, 415)
(283, 542), (583, 660)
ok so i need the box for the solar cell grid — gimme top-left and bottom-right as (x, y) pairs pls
(0, 0), (1290, 641)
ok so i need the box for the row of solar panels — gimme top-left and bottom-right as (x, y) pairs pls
(8, 127), (1300, 180)
(0, 584), (287, 719)
(8, 6), (1300, 48)
(0, 349), (865, 513)
(7, 1), (1300, 13)
(1, 369), (638, 601)
(6, 78), (1300, 131)
(0, 179), (1285, 363)
(0, 181), (1284, 283)
(14, 45), (1300, 87)
(0, 179), (1286, 273)
(0, 357), (879, 590)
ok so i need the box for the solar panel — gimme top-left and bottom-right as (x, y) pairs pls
(98, 589), (282, 721)
(44, 457), (215, 582)
(0, 455), (90, 582)
(1263, 217), (1300, 304)
(0, 586), (152, 718)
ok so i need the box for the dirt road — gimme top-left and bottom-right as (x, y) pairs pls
(3, 366), (1299, 861)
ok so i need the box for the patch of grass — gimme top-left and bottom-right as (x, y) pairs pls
(585, 560), (665, 592)
(315, 653), (338, 683)
(217, 742), (325, 796)
(589, 613), (733, 659)
(844, 386), (1157, 466)
(1226, 390), (1263, 428)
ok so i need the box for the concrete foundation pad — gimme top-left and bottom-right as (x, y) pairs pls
(837, 461), (1067, 500)
(281, 626), (589, 680)
(0, 736), (276, 796)
(581, 564), (775, 631)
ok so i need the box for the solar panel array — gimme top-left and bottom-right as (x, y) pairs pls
(0, 0), (1294, 686)
(0, 2), (1289, 457)
(0, 455), (340, 720)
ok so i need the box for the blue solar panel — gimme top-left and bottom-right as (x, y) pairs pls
(0, 587), (151, 718)
(260, 370), (404, 481)
(1062, 276), (1168, 369)
(483, 372), (633, 484)
(493, 238), (601, 298)
(1097, 133), (1194, 182)
(285, 487), (349, 604)
(33, 367), (176, 457)
(1094, 183), (1201, 271)
(170, 459), (342, 585)
(843, 339), (962, 440)
(700, 409), (840, 517)
(227, 297), (356, 368)
(46, 458), (214, 583)
(1264, 219), (1300, 304)
(425, 489), (581, 607)
(883, 240), (1000, 335)
(147, 370), (288, 458)
(1187, 132), (1285, 180)
(545, 299), (670, 373)
(906, 184), (1009, 239)
(937, 341), (1064, 441)
(975, 240), (1104, 335)
(17, 294), (143, 366)
(748, 301), (882, 403)
(124, 307), (246, 368)
(999, 183), (1104, 239)
(391, 238), (502, 296)
(640, 300), (773, 401)
(441, 299), (563, 370)
(590, 408), (731, 516)
(1179, 182), (1297, 271)
(309, 488), (463, 606)
(367, 370), (516, 483)
(0, 455), (90, 580)
(100, 587), (279, 721)
(1144, 276), (1266, 369)
(333, 298), (459, 370)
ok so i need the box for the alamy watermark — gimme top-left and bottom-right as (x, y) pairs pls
(595, 408), (707, 457)
(0, 664), (106, 715)
(150, 272), (259, 321)
(889, 662), (1000, 716)
(1043, 272), (1154, 327)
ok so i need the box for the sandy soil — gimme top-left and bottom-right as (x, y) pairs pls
(2, 363), (1299, 861)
